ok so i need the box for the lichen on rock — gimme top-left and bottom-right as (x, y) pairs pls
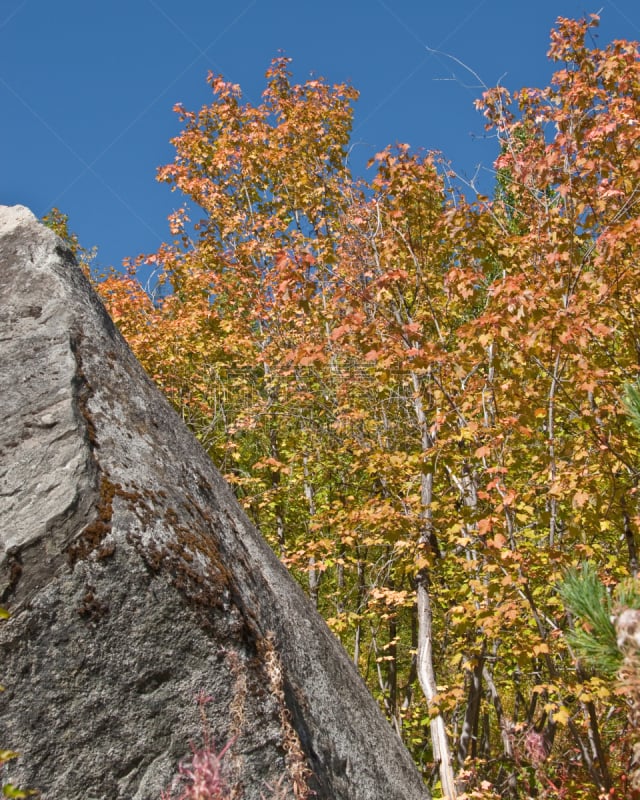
(0, 205), (429, 800)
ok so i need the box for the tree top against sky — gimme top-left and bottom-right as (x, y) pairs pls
(1, 0), (638, 268)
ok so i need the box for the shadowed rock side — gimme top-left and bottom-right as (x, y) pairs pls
(0, 206), (429, 800)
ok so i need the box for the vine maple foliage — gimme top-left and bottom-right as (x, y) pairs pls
(98, 17), (640, 799)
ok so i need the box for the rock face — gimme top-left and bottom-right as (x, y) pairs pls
(0, 206), (429, 800)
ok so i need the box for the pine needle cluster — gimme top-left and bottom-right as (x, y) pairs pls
(559, 563), (622, 678)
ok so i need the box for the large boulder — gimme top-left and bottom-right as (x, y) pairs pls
(0, 206), (429, 800)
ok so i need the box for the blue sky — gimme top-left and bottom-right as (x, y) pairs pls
(2, 1), (639, 271)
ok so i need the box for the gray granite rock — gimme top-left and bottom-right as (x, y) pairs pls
(0, 206), (429, 800)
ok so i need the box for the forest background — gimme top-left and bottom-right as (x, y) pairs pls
(5, 3), (640, 799)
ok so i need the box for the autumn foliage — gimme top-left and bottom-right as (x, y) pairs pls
(97, 16), (640, 798)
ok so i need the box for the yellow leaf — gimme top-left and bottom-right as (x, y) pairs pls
(572, 490), (590, 509)
(552, 705), (570, 725)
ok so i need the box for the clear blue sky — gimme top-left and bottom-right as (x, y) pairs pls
(2, 1), (639, 271)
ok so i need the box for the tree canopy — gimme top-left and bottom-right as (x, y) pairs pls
(95, 15), (640, 799)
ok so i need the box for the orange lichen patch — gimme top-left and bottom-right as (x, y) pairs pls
(66, 475), (117, 566)
(122, 489), (234, 617)
(66, 468), (236, 622)
(0, 555), (23, 603)
(77, 585), (109, 623)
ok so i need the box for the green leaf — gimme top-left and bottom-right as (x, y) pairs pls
(3, 785), (30, 799)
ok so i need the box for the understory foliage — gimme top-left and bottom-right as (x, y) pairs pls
(97, 16), (640, 798)
(560, 384), (640, 796)
(160, 693), (290, 800)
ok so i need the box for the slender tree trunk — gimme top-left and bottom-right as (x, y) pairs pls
(547, 352), (562, 548)
(483, 664), (518, 796)
(303, 456), (320, 608)
(623, 506), (639, 578)
(402, 606), (419, 712)
(353, 556), (366, 668)
(417, 572), (458, 799)
(457, 644), (485, 765)
(388, 615), (398, 725)
(411, 370), (457, 797)
(268, 427), (286, 554)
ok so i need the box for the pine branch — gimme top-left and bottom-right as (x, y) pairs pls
(624, 381), (640, 438)
(559, 563), (621, 678)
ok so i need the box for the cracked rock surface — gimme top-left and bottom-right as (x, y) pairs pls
(0, 206), (429, 800)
